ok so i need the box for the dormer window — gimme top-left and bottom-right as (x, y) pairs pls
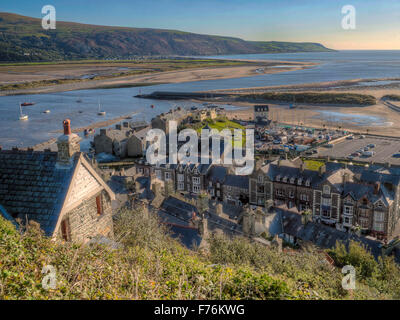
(282, 176), (288, 183)
(323, 185), (330, 195)
(297, 178), (303, 186)
(276, 175), (281, 182)
(290, 177), (295, 184)
(305, 179), (311, 187)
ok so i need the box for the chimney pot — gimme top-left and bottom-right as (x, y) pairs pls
(63, 119), (71, 135)
(374, 182), (381, 194)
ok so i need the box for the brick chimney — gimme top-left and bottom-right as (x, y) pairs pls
(374, 182), (381, 195)
(57, 119), (81, 167)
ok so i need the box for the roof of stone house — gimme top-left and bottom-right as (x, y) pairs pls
(157, 209), (201, 249)
(0, 149), (115, 236)
(207, 166), (228, 183)
(102, 127), (132, 142)
(133, 127), (150, 140)
(358, 170), (400, 185)
(225, 174), (249, 189)
(130, 120), (148, 130)
(263, 161), (324, 188)
(280, 210), (383, 260)
(160, 196), (198, 222)
(0, 150), (74, 235)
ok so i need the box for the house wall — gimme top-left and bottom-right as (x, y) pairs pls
(58, 190), (113, 242)
(94, 134), (113, 154)
(127, 136), (144, 157)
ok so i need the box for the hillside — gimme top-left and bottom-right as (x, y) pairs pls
(1, 207), (400, 300)
(0, 12), (334, 62)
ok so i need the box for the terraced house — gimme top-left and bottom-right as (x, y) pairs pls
(250, 159), (400, 242)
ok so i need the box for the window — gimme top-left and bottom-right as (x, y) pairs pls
(217, 190), (220, 197)
(165, 172), (171, 181)
(344, 206), (353, 215)
(276, 175), (281, 182)
(360, 218), (369, 229)
(300, 194), (309, 201)
(61, 218), (71, 241)
(193, 185), (200, 193)
(282, 176), (288, 183)
(217, 183), (220, 188)
(276, 189), (284, 196)
(373, 221), (384, 232)
(305, 179), (311, 187)
(96, 195), (103, 216)
(289, 190), (295, 198)
(177, 174), (184, 182)
(323, 185), (330, 195)
(290, 177), (295, 184)
(155, 170), (162, 180)
(374, 211), (385, 222)
(178, 182), (185, 190)
(209, 181), (212, 187)
(210, 189), (215, 196)
(322, 198), (331, 206)
(258, 175), (264, 183)
(193, 177), (201, 184)
(297, 178), (303, 186)
(138, 168), (143, 174)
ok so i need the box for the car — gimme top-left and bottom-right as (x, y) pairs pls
(362, 151), (374, 157)
(347, 155), (355, 160)
(359, 135), (366, 139)
(368, 144), (376, 148)
(364, 147), (369, 151)
(325, 143), (334, 148)
(273, 140), (281, 145)
(351, 152), (360, 157)
(392, 153), (400, 158)
(346, 136), (354, 140)
(312, 149), (318, 154)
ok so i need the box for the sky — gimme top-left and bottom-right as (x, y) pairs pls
(1, 0), (400, 50)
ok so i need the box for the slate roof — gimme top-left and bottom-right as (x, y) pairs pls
(280, 210), (383, 260)
(0, 150), (76, 235)
(160, 196), (198, 222)
(225, 174), (249, 189)
(207, 166), (228, 183)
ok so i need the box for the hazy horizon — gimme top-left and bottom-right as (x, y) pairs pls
(1, 0), (400, 50)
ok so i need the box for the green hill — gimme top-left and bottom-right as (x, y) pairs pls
(1, 206), (400, 300)
(0, 12), (334, 62)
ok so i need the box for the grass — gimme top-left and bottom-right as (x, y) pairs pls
(194, 118), (246, 148)
(303, 159), (325, 171)
(1, 206), (400, 300)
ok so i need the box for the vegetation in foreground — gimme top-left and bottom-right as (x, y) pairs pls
(1, 207), (400, 300)
(238, 92), (377, 106)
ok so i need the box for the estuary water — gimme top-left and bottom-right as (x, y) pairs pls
(0, 50), (399, 148)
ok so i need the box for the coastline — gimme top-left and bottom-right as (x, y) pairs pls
(0, 61), (315, 96)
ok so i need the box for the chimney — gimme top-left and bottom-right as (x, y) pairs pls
(318, 165), (326, 177)
(342, 172), (349, 184)
(374, 182), (381, 195)
(57, 119), (81, 167)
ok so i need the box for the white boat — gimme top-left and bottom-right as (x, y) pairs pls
(97, 101), (106, 116)
(43, 110), (51, 114)
(19, 103), (28, 121)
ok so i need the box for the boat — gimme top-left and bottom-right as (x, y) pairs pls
(76, 98), (82, 103)
(21, 102), (35, 107)
(43, 110), (51, 114)
(84, 128), (96, 136)
(97, 101), (106, 116)
(151, 104), (155, 109)
(19, 104), (28, 121)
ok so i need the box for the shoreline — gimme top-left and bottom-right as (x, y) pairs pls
(0, 60), (315, 96)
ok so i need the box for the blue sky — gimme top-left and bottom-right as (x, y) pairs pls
(1, 0), (400, 49)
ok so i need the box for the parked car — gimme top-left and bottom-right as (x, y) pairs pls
(368, 144), (376, 148)
(346, 135), (354, 140)
(359, 135), (366, 139)
(392, 153), (400, 158)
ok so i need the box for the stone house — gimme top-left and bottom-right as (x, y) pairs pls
(207, 166), (228, 201)
(0, 119), (115, 243)
(93, 124), (131, 157)
(126, 127), (151, 157)
(223, 174), (249, 206)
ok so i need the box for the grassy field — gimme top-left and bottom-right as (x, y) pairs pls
(194, 118), (246, 148)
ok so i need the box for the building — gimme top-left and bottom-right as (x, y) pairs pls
(126, 127), (151, 157)
(0, 119), (115, 243)
(254, 105), (269, 124)
(223, 174), (249, 206)
(250, 158), (400, 242)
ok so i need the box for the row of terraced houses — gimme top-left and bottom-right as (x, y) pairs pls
(135, 157), (400, 242)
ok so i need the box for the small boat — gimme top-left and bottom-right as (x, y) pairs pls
(84, 128), (96, 136)
(97, 101), (106, 116)
(43, 110), (51, 114)
(21, 102), (35, 107)
(76, 98), (82, 103)
(78, 110), (83, 114)
(151, 105), (155, 109)
(19, 104), (28, 121)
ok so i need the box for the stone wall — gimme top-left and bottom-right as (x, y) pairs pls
(58, 190), (114, 243)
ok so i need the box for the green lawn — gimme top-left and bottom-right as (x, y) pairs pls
(196, 119), (246, 148)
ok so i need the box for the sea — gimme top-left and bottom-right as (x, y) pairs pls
(0, 50), (400, 149)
